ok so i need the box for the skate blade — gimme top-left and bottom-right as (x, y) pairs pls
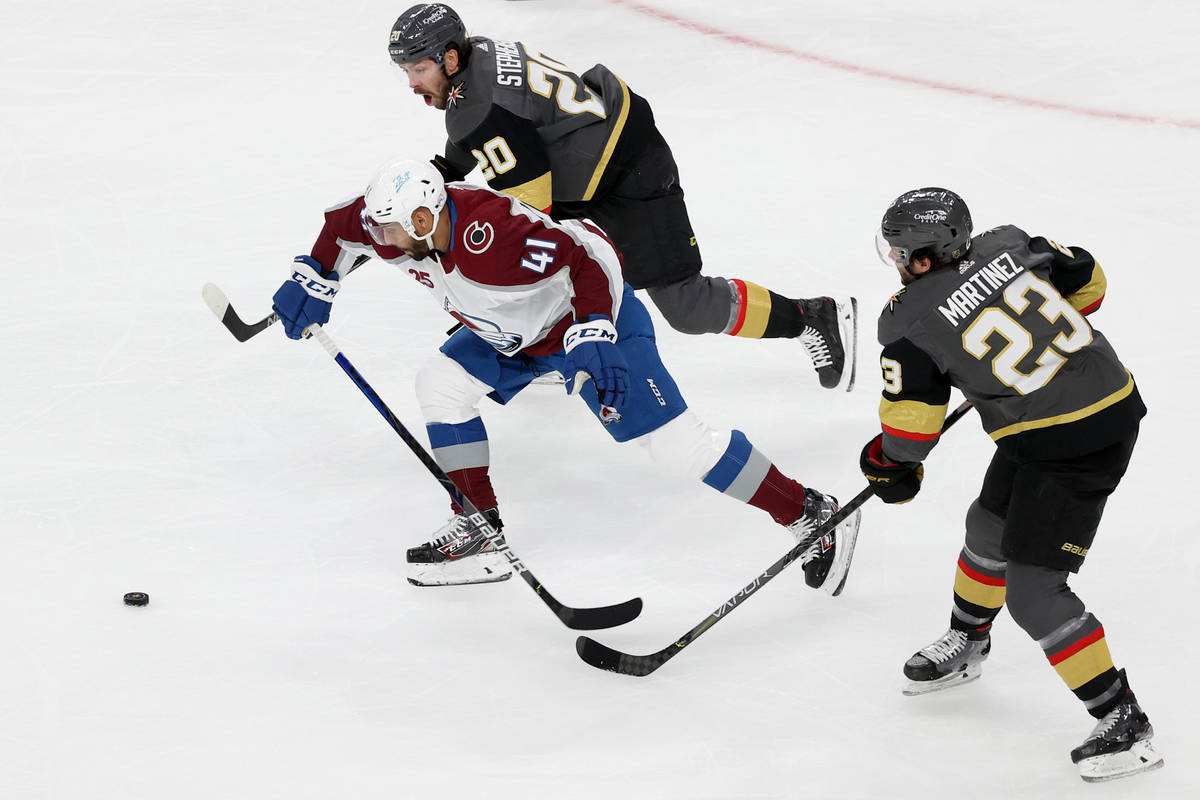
(834, 297), (858, 393)
(407, 551), (512, 587)
(1078, 740), (1164, 783)
(902, 664), (983, 696)
(825, 507), (862, 597)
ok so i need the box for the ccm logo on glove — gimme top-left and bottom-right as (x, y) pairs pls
(564, 321), (617, 349)
(289, 258), (339, 298)
(562, 316), (629, 414)
(272, 255), (341, 340)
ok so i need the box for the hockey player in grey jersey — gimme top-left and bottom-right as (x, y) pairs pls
(387, 3), (857, 390)
(858, 188), (1161, 783)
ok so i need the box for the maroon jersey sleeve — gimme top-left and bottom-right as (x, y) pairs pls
(307, 196), (408, 276)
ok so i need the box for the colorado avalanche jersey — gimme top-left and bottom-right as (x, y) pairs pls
(876, 225), (1145, 462)
(305, 183), (624, 357)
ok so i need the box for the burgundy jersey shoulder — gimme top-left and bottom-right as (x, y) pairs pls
(310, 195), (408, 272)
(444, 185), (578, 286)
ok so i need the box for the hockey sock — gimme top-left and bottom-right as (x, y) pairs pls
(427, 418), (499, 513)
(724, 280), (807, 339)
(950, 546), (1006, 636)
(701, 430), (805, 524)
(1039, 612), (1122, 719)
(747, 465), (808, 525)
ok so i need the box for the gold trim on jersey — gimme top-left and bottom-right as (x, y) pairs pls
(879, 398), (949, 439)
(990, 371), (1135, 440)
(505, 171), (554, 212)
(1067, 262), (1107, 314)
(581, 77), (631, 202)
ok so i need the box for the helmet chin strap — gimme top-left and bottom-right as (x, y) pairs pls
(404, 206), (442, 249)
(418, 210), (441, 249)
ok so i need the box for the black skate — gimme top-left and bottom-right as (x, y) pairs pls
(1071, 670), (1164, 782)
(406, 507), (511, 587)
(902, 628), (991, 695)
(797, 296), (857, 391)
(789, 488), (861, 597)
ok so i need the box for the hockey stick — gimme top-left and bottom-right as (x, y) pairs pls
(576, 399), (976, 675)
(202, 254), (373, 342)
(306, 323), (644, 631)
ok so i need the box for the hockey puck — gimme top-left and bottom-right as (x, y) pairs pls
(123, 592), (150, 607)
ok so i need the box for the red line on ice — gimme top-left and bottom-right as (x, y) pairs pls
(610, 0), (1200, 131)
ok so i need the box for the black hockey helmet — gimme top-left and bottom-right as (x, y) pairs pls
(389, 4), (467, 66)
(878, 187), (973, 268)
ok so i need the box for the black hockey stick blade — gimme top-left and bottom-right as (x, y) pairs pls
(509, 556), (642, 629)
(576, 633), (672, 675)
(202, 256), (372, 343)
(202, 282), (277, 342)
(537, 582), (643, 630)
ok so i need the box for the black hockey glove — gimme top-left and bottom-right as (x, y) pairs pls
(860, 434), (923, 504)
(430, 154), (466, 183)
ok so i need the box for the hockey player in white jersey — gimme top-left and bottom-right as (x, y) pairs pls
(270, 159), (861, 595)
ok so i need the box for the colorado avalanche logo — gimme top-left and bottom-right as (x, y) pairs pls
(463, 220), (494, 254)
(445, 305), (523, 354)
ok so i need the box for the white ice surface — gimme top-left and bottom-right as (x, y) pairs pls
(3, 1), (1198, 798)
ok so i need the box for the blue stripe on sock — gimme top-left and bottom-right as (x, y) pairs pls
(702, 429), (753, 493)
(426, 418), (488, 449)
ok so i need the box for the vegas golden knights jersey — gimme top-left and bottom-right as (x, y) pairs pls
(441, 37), (633, 213)
(876, 225), (1145, 463)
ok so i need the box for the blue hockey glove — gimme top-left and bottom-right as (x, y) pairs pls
(563, 315), (629, 414)
(860, 433), (924, 504)
(272, 256), (340, 340)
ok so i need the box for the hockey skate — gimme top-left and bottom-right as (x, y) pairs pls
(797, 296), (858, 392)
(406, 508), (512, 587)
(789, 488), (861, 597)
(902, 628), (991, 696)
(1071, 671), (1164, 783)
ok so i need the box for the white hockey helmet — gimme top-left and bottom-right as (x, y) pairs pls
(361, 158), (447, 247)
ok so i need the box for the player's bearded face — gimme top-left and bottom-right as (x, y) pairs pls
(400, 60), (451, 109)
(379, 222), (430, 259)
